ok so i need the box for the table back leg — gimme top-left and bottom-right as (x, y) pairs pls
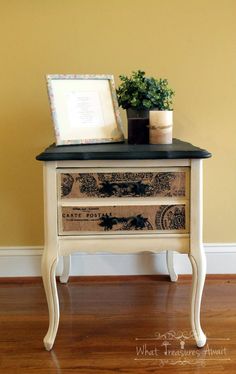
(166, 251), (178, 282)
(60, 255), (71, 284)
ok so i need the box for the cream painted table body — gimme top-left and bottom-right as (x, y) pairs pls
(36, 139), (211, 351)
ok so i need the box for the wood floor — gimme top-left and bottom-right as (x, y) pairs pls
(0, 275), (236, 373)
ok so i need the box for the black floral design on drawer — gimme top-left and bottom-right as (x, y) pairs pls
(155, 205), (186, 230)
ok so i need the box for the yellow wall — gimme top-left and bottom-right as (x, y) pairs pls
(0, 0), (235, 245)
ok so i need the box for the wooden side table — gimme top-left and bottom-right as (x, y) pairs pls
(36, 139), (211, 351)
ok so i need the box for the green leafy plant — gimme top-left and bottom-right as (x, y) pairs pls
(116, 70), (174, 111)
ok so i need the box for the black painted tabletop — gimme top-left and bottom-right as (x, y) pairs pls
(36, 139), (211, 161)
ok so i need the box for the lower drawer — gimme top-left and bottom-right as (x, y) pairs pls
(59, 204), (189, 235)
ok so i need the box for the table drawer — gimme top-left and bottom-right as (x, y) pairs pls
(59, 203), (189, 235)
(59, 168), (189, 199)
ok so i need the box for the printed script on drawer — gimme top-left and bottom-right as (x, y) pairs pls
(60, 171), (187, 198)
(60, 204), (187, 234)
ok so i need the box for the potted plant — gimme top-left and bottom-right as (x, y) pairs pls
(116, 70), (175, 144)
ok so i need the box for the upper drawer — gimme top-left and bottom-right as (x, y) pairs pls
(58, 168), (189, 199)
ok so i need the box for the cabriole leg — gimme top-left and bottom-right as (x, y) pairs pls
(166, 251), (178, 282)
(60, 255), (71, 284)
(189, 249), (206, 348)
(41, 250), (59, 351)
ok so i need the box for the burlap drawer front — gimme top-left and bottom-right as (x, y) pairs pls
(60, 170), (188, 199)
(59, 204), (188, 235)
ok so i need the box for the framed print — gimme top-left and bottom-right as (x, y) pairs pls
(46, 74), (124, 145)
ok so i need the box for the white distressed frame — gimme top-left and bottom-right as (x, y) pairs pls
(47, 74), (124, 145)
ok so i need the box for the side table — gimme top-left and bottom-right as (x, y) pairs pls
(36, 139), (211, 350)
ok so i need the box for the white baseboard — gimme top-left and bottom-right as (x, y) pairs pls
(0, 244), (235, 277)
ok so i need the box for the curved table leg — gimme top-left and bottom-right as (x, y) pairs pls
(189, 249), (206, 348)
(60, 255), (71, 284)
(166, 251), (178, 282)
(41, 250), (59, 351)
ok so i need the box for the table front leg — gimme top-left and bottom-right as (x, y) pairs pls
(41, 250), (59, 351)
(189, 248), (206, 348)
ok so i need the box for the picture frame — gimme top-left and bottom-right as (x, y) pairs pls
(46, 74), (124, 145)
